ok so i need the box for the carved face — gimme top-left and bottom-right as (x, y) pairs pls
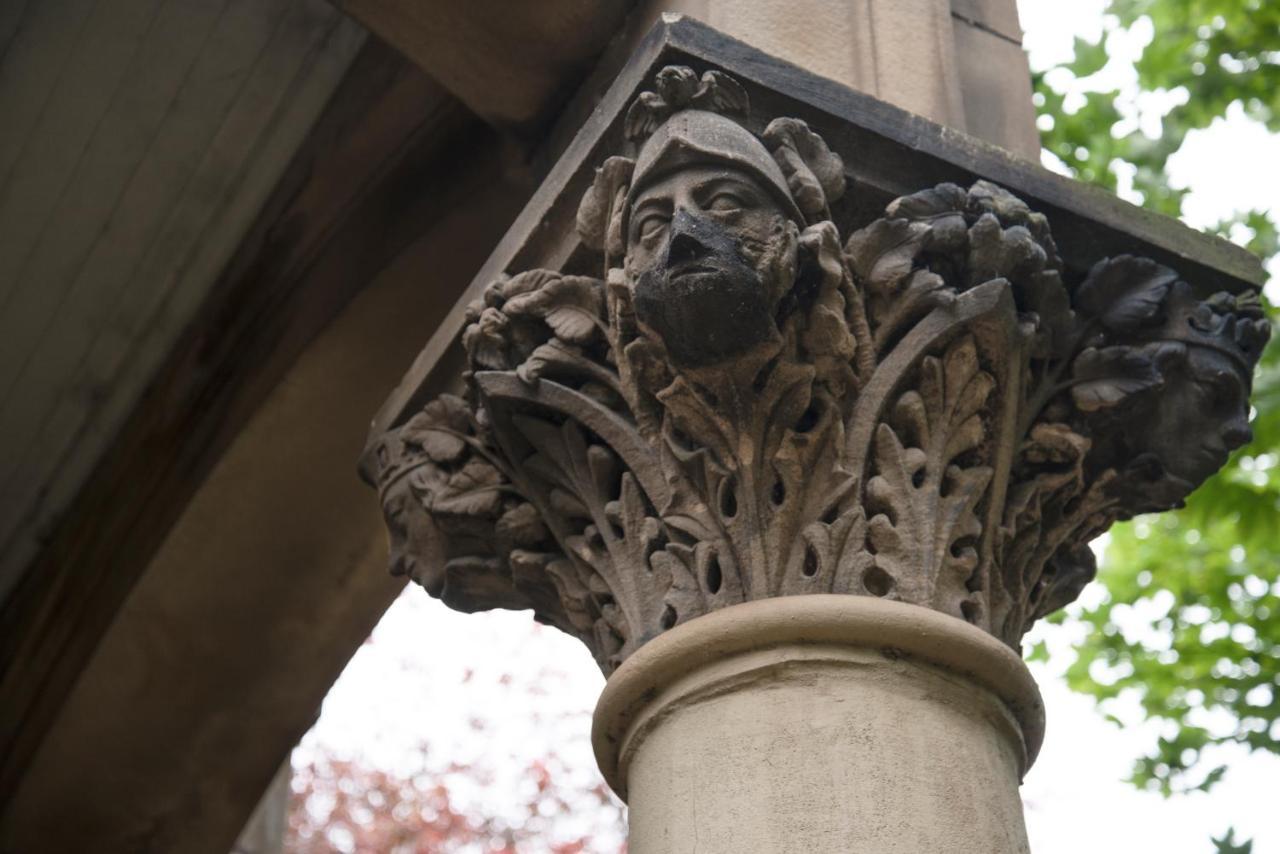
(625, 165), (797, 367)
(382, 470), (448, 596)
(1144, 347), (1253, 486)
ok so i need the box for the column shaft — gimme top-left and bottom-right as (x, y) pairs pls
(594, 596), (1044, 853)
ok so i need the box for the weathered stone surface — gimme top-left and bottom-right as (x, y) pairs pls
(633, 1), (968, 133)
(594, 595), (1041, 852)
(366, 59), (1268, 672)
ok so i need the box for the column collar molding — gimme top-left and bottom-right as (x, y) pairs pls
(591, 593), (1045, 795)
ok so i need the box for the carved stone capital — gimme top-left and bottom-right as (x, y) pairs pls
(366, 59), (1269, 673)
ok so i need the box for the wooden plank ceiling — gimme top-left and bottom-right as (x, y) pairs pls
(0, 0), (365, 601)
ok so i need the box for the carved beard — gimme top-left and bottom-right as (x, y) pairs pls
(631, 212), (792, 369)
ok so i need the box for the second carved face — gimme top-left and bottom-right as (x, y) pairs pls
(1143, 346), (1254, 488)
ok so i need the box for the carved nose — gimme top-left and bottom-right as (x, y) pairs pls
(1224, 419), (1252, 450)
(666, 210), (713, 267)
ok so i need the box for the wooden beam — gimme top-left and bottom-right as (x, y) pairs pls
(0, 37), (505, 830)
(331, 0), (636, 129)
(0, 0), (364, 602)
(0, 162), (527, 848)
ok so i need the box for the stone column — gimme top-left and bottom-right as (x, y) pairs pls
(595, 596), (1042, 853)
(363, 20), (1268, 854)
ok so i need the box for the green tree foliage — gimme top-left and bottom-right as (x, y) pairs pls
(1035, 0), (1280, 225)
(1212, 828), (1253, 854)
(1031, 0), (1280, 805)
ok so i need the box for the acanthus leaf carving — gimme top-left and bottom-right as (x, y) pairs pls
(368, 65), (1270, 672)
(865, 334), (995, 617)
(1069, 344), (1167, 413)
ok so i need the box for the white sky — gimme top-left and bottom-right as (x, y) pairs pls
(301, 4), (1280, 852)
(1018, 0), (1280, 296)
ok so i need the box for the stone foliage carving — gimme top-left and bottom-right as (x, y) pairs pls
(368, 66), (1270, 671)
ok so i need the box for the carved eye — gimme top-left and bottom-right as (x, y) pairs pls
(1216, 383), (1242, 411)
(385, 491), (408, 523)
(1192, 379), (1218, 406)
(637, 212), (670, 243)
(1209, 370), (1245, 408)
(1193, 374), (1238, 413)
(707, 191), (746, 213)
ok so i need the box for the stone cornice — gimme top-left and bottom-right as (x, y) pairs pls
(363, 27), (1269, 673)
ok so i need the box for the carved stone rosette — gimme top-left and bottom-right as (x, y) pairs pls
(367, 66), (1269, 672)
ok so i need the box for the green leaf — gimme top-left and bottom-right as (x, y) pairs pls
(1071, 35), (1111, 78)
(1212, 828), (1253, 854)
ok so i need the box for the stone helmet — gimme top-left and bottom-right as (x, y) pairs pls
(621, 108), (806, 239)
(577, 65), (846, 262)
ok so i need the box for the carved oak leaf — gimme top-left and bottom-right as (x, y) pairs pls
(514, 339), (622, 396)
(955, 211), (1072, 361)
(879, 181), (1072, 365)
(886, 182), (968, 222)
(994, 423), (1123, 642)
(1075, 255), (1177, 334)
(533, 554), (596, 633)
(400, 394), (472, 463)
(796, 221), (862, 391)
(966, 214), (1049, 290)
(1069, 344), (1164, 412)
(1022, 421), (1091, 469)
(577, 156), (635, 258)
(866, 336), (994, 616)
(502, 274), (605, 344)
(462, 307), (511, 369)
(430, 458), (506, 517)
(846, 217), (926, 292)
(1031, 543), (1098, 622)
(495, 502), (547, 546)
(884, 183), (970, 257)
(1020, 269), (1074, 359)
(497, 269), (560, 300)
(845, 217), (952, 352)
(967, 180), (1057, 252)
(762, 118), (846, 220)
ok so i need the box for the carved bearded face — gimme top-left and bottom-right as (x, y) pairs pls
(624, 165), (798, 367)
(1144, 347), (1253, 487)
